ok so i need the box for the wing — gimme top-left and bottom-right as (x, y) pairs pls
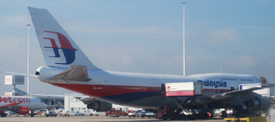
(195, 87), (263, 104)
(50, 65), (91, 81)
(211, 87), (262, 100)
(0, 70), (36, 77)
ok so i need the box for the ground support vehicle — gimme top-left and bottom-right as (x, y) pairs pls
(83, 111), (94, 116)
(45, 110), (57, 117)
(74, 111), (85, 116)
(128, 110), (142, 118)
(128, 111), (135, 118)
(156, 82), (211, 120)
(59, 110), (73, 117)
(156, 106), (194, 120)
(106, 109), (128, 118)
(1, 112), (7, 117)
(141, 111), (154, 118)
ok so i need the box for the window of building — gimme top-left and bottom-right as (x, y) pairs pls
(71, 107), (75, 113)
(70, 98), (75, 102)
(76, 98), (81, 102)
(76, 107), (80, 112)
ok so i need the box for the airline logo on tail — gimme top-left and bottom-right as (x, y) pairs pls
(43, 31), (77, 65)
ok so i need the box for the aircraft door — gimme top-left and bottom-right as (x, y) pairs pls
(33, 99), (38, 108)
(103, 81), (110, 93)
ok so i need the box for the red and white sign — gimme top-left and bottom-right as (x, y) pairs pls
(165, 82), (203, 97)
(4, 92), (12, 96)
(5, 75), (24, 85)
(5, 75), (13, 85)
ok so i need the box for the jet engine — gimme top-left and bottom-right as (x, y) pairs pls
(87, 100), (112, 112)
(235, 96), (271, 114)
(247, 98), (261, 110)
(12, 106), (29, 114)
(246, 97), (270, 111)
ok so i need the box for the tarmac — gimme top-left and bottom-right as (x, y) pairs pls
(0, 116), (225, 122)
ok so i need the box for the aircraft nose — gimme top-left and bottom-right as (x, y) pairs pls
(43, 103), (47, 109)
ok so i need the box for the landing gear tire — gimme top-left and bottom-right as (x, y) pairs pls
(162, 115), (167, 120)
(154, 114), (158, 119)
(30, 110), (35, 117)
(1, 113), (7, 117)
(221, 111), (227, 118)
(179, 114), (186, 120)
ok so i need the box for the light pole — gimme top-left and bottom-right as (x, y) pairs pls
(220, 66), (223, 73)
(27, 24), (30, 94)
(182, 2), (186, 76)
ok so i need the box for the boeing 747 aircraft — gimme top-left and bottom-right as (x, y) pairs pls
(28, 7), (271, 119)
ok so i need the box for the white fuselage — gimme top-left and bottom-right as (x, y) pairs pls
(37, 66), (260, 108)
(0, 96), (46, 111)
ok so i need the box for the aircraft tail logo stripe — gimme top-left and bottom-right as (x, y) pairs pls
(43, 31), (77, 65)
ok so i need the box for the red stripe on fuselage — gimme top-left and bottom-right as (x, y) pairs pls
(51, 83), (231, 97)
(51, 83), (162, 97)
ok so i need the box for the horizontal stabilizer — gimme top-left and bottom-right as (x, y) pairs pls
(14, 88), (28, 96)
(50, 65), (91, 81)
(0, 70), (35, 77)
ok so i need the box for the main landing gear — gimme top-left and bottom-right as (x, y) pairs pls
(156, 97), (211, 120)
(0, 113), (7, 117)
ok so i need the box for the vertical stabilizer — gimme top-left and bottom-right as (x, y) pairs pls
(260, 77), (270, 87)
(14, 88), (28, 96)
(28, 7), (98, 69)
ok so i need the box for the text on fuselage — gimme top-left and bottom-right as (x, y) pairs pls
(198, 80), (227, 88)
(0, 97), (31, 104)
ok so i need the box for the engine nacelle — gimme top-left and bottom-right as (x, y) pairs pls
(247, 98), (260, 110)
(246, 96), (270, 111)
(12, 106), (29, 114)
(87, 100), (112, 112)
(235, 96), (271, 114)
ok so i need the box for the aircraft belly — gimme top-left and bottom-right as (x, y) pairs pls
(121, 96), (178, 109)
(51, 83), (164, 104)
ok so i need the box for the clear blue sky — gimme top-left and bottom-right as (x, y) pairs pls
(0, 0), (274, 95)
